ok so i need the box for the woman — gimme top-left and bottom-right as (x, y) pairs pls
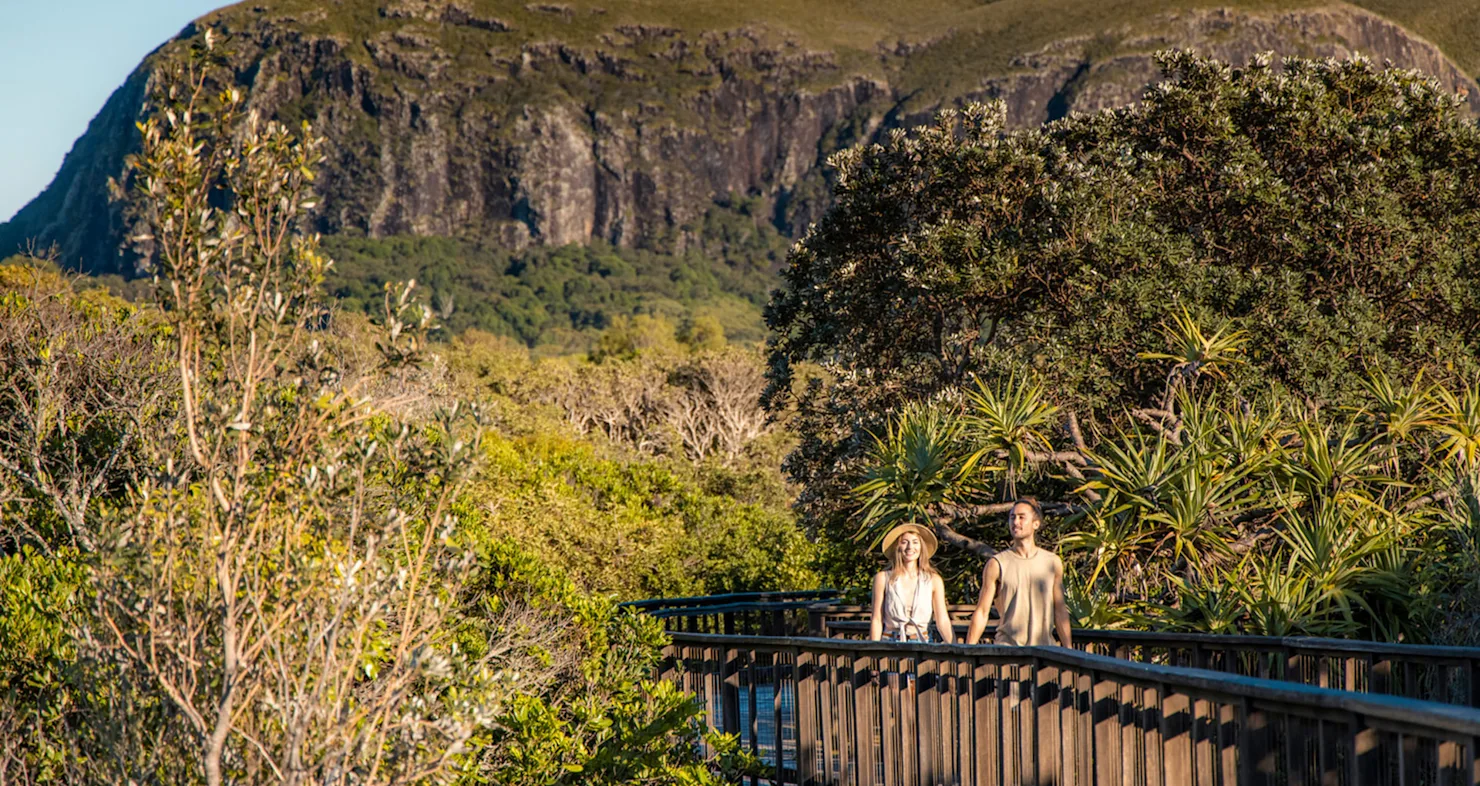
(869, 522), (954, 643)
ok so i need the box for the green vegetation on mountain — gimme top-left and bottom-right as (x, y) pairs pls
(322, 192), (786, 351)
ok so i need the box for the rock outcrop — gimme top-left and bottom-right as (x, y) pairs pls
(3, 1), (1476, 275)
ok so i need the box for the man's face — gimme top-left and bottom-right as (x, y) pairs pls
(1008, 503), (1039, 540)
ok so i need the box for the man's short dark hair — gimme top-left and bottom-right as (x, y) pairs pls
(1011, 497), (1044, 523)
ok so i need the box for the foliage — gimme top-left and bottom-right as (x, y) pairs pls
(467, 430), (818, 600)
(767, 53), (1480, 569)
(460, 540), (761, 785)
(322, 208), (781, 353)
(0, 547), (89, 782)
(0, 260), (171, 553)
(846, 308), (1480, 641)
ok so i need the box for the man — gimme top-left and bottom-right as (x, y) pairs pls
(965, 497), (1073, 647)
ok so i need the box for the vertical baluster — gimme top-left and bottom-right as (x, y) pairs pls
(1037, 660), (1061, 786)
(1093, 670), (1121, 786)
(1162, 688), (1188, 786)
(1192, 696), (1214, 786)
(747, 652), (761, 785)
(957, 659), (974, 785)
(856, 654), (880, 786)
(1137, 685), (1158, 786)
(914, 655), (937, 786)
(1002, 663), (1021, 786)
(819, 652), (836, 786)
(836, 652), (855, 786)
(773, 650), (788, 786)
(975, 659), (1000, 786)
(1217, 701), (1237, 786)
(1121, 676), (1138, 786)
(878, 656), (899, 786)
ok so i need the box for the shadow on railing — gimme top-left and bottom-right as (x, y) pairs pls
(667, 633), (1480, 786)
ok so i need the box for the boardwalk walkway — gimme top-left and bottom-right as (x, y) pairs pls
(625, 591), (1480, 786)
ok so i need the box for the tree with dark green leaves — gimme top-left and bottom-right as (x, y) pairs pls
(764, 51), (1480, 574)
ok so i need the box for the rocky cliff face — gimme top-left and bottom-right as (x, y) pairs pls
(3, 2), (1477, 275)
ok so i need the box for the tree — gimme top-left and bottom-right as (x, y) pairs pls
(0, 262), (171, 554)
(765, 52), (1480, 551)
(0, 34), (496, 784)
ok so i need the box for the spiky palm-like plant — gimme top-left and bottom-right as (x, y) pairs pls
(852, 402), (991, 549)
(1434, 385), (1480, 472)
(965, 374), (1058, 498)
(1137, 307), (1248, 406)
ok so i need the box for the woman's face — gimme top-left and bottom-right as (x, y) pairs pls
(897, 532), (922, 564)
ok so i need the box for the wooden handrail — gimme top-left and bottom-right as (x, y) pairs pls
(665, 632), (1480, 785)
(631, 592), (1480, 707)
(618, 589), (841, 611)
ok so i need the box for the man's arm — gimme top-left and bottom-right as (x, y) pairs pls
(965, 558), (1000, 645)
(1052, 555), (1073, 648)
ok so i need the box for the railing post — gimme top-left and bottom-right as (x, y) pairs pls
(819, 652), (837, 785)
(724, 646), (743, 743)
(879, 654), (901, 786)
(955, 658), (973, 784)
(747, 652), (761, 780)
(797, 648), (819, 785)
(915, 655), (938, 786)
(1163, 687), (1190, 786)
(855, 653), (880, 786)
(1035, 660), (1061, 786)
(1237, 698), (1276, 786)
(974, 657), (1000, 786)
(1092, 669), (1120, 786)
(772, 650), (787, 786)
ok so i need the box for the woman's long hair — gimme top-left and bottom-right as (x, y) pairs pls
(887, 529), (938, 578)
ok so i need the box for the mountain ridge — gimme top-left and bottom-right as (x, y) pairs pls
(4, 0), (1479, 281)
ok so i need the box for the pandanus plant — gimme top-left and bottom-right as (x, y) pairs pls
(852, 402), (992, 550)
(848, 301), (1480, 642)
(964, 374), (1058, 498)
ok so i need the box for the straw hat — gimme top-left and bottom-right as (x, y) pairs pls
(881, 522), (938, 560)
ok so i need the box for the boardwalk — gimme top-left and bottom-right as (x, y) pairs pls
(625, 591), (1480, 786)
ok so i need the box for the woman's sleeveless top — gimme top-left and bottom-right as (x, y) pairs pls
(992, 549), (1057, 646)
(882, 571), (934, 640)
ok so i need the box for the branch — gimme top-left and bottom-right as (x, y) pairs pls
(1130, 408), (1183, 446)
(930, 518), (995, 558)
(1404, 489), (1456, 512)
(1066, 410), (1089, 453)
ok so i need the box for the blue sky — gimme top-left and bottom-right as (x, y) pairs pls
(0, 0), (229, 222)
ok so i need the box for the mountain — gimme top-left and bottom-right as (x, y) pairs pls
(3, 0), (1479, 345)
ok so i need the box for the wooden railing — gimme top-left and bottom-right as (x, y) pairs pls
(668, 632), (1480, 786)
(620, 590), (843, 637)
(814, 608), (1480, 709)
